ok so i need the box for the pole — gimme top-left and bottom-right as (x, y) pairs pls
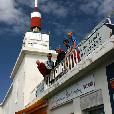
(34, 0), (38, 11)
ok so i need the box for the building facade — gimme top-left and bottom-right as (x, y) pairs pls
(0, 1), (114, 114)
(0, 0), (56, 114)
(15, 17), (114, 114)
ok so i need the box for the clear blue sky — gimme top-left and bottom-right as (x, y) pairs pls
(0, 0), (114, 102)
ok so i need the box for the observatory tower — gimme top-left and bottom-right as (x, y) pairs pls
(23, 0), (49, 50)
(10, 0), (56, 107)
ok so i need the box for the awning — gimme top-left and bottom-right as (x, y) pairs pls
(15, 98), (47, 114)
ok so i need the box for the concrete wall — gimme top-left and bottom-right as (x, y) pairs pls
(12, 57), (25, 112)
(73, 64), (112, 114)
(1, 49), (56, 114)
(49, 101), (74, 114)
(23, 32), (49, 50)
(94, 65), (112, 114)
(0, 106), (3, 114)
(24, 52), (56, 106)
(24, 53), (46, 106)
(48, 63), (112, 114)
(3, 90), (14, 114)
(2, 58), (25, 114)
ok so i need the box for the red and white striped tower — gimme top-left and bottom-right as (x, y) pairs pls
(30, 0), (41, 32)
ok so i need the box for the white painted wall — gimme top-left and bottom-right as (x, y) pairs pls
(73, 98), (82, 114)
(2, 58), (25, 114)
(72, 65), (112, 114)
(48, 64), (112, 114)
(0, 29), (56, 114)
(1, 47), (56, 114)
(1, 50), (56, 114)
(48, 101), (74, 114)
(3, 91), (14, 114)
(24, 53), (47, 106)
(24, 52), (56, 106)
(12, 57), (25, 112)
(23, 32), (49, 50)
(94, 65), (112, 114)
(0, 106), (3, 114)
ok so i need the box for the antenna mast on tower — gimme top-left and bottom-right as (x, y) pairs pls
(30, 0), (41, 32)
(35, 0), (38, 11)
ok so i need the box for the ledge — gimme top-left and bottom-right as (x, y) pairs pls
(31, 38), (114, 103)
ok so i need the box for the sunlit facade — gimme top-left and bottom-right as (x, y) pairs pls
(0, 1), (114, 114)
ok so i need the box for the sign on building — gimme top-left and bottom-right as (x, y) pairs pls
(49, 74), (95, 109)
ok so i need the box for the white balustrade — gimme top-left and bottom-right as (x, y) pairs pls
(46, 48), (81, 86)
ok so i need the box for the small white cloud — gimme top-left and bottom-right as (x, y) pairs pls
(51, 21), (76, 36)
(79, 0), (114, 16)
(41, 1), (68, 18)
(80, 1), (102, 15)
(0, 0), (22, 24)
(0, 0), (29, 33)
(98, 0), (114, 16)
(15, 0), (34, 8)
(15, 0), (68, 18)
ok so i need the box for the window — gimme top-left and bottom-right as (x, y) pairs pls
(86, 105), (105, 114)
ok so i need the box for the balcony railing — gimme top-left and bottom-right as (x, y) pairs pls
(34, 48), (80, 98)
(34, 17), (113, 99)
(46, 49), (80, 86)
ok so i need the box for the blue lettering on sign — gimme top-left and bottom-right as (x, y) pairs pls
(83, 81), (94, 89)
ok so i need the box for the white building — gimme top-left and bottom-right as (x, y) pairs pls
(0, 32), (56, 114)
(0, 1), (114, 114)
(0, 1), (56, 114)
(46, 20), (114, 114)
(14, 17), (114, 114)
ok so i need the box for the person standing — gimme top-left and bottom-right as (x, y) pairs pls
(67, 32), (80, 62)
(45, 53), (54, 72)
(55, 48), (66, 66)
(67, 32), (79, 48)
(63, 32), (80, 67)
(36, 53), (54, 83)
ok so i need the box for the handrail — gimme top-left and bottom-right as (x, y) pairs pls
(46, 48), (80, 86)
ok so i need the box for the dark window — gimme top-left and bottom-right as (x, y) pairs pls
(88, 107), (104, 114)
(85, 105), (105, 114)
